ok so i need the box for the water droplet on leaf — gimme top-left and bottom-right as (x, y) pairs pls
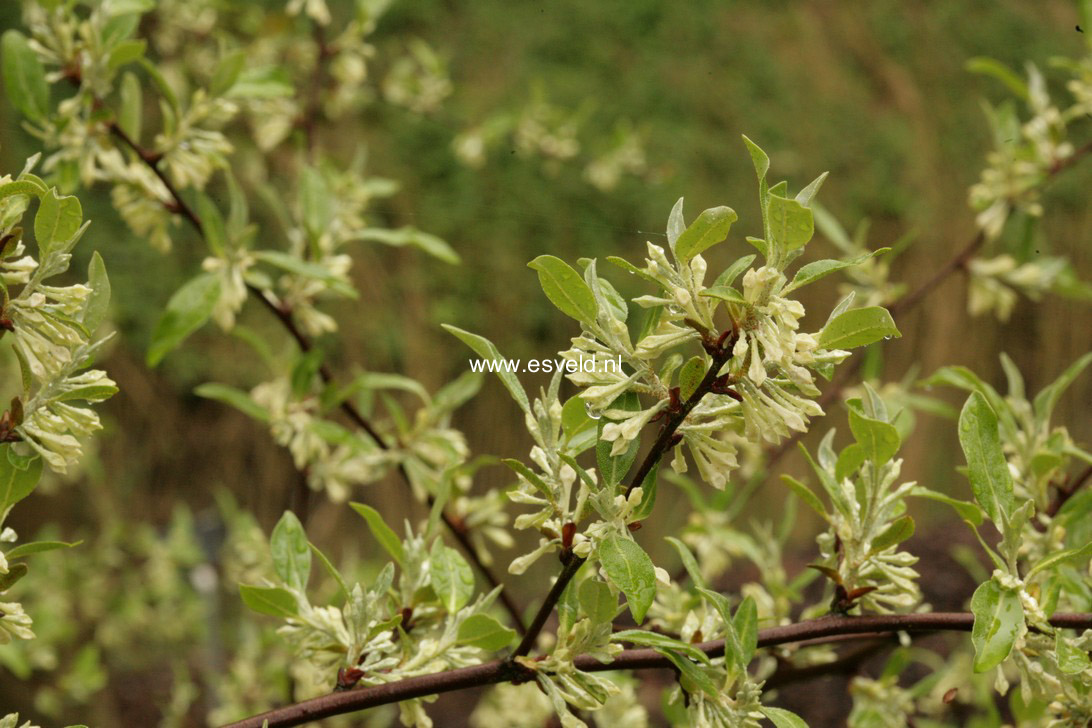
(585, 402), (602, 420)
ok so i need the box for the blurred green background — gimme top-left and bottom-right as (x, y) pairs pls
(1, 0), (1090, 724)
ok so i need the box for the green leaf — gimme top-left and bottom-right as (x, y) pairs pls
(966, 57), (1029, 100)
(270, 511), (311, 593)
(711, 254), (756, 289)
(958, 391), (1014, 524)
(211, 50), (247, 97)
(597, 391), (642, 487)
(353, 227), (460, 265)
(0, 450), (43, 513)
(578, 577), (618, 623)
(34, 188), (83, 256)
(429, 540), (475, 613)
(239, 584), (298, 618)
(665, 536), (706, 588)
(870, 515), (915, 554)
(677, 356), (706, 402)
(613, 629), (709, 664)
(674, 206), (738, 262)
(309, 541), (348, 603)
(442, 325), (530, 415)
(227, 66), (294, 98)
(598, 535), (657, 623)
(82, 251), (111, 333)
(0, 563), (28, 592)
(1055, 630), (1092, 674)
(701, 285), (748, 306)
(761, 706), (810, 728)
(196, 194), (228, 257)
(528, 255), (598, 324)
(606, 255), (659, 284)
(767, 193), (814, 252)
(118, 71), (143, 142)
(194, 383), (270, 422)
(1032, 352), (1092, 428)
(1026, 541), (1092, 580)
(561, 395), (596, 452)
(253, 250), (356, 299)
(654, 648), (720, 697)
(350, 503), (405, 565)
(147, 274), (221, 366)
(970, 579), (1023, 672)
(1, 31), (50, 122)
(456, 614), (517, 650)
(834, 443), (865, 482)
(107, 39), (146, 71)
(502, 458), (553, 501)
(666, 197), (685, 248)
(780, 475), (828, 520)
(819, 306), (900, 350)
(783, 249), (890, 294)
(4, 540), (81, 560)
(848, 407), (901, 467)
(733, 596), (758, 665)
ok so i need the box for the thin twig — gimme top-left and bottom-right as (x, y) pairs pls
(221, 611), (1092, 728)
(511, 335), (737, 658)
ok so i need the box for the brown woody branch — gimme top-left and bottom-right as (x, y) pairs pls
(222, 611), (1092, 728)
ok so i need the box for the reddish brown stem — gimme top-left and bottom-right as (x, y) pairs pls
(221, 611), (1092, 728)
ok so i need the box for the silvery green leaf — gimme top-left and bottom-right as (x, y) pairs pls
(270, 511), (311, 593)
(701, 285), (747, 306)
(442, 325), (530, 414)
(1055, 630), (1092, 674)
(970, 579), (1023, 672)
(819, 306), (900, 350)
(795, 171), (829, 206)
(578, 578), (618, 623)
(767, 193), (814, 252)
(1032, 352), (1092, 429)
(528, 254), (598, 324)
(1026, 540), (1092, 580)
(561, 396), (597, 453)
(3, 540), (80, 560)
(958, 391), (1014, 524)
(666, 197), (685, 250)
(350, 502), (405, 565)
(870, 515), (915, 554)
(456, 614), (516, 650)
(665, 536), (706, 588)
(761, 707), (810, 728)
(783, 248), (890, 294)
(147, 273), (222, 366)
(677, 356), (706, 402)
(118, 71), (142, 142)
(239, 584), (298, 618)
(82, 252), (111, 333)
(599, 534), (657, 623)
(35, 188), (83, 257)
(780, 475), (828, 521)
(430, 539), (474, 613)
(712, 254), (756, 289)
(1, 31), (49, 122)
(355, 227), (460, 265)
(654, 648), (720, 697)
(733, 596), (758, 665)
(674, 206), (738, 263)
(613, 629), (709, 663)
(848, 407), (900, 467)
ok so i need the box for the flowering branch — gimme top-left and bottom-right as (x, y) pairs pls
(222, 611), (1092, 728)
(99, 97), (527, 634)
(510, 331), (737, 658)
